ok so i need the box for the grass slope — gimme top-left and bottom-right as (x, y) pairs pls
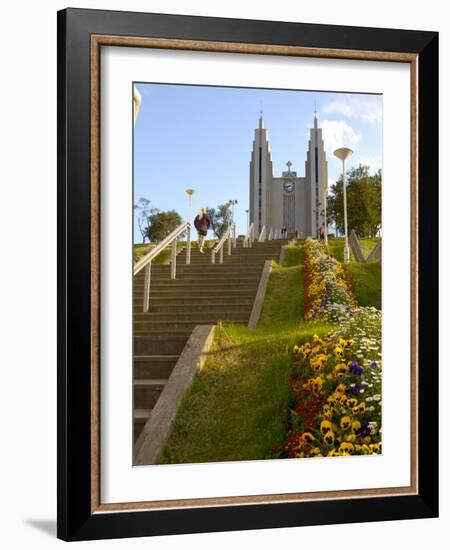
(326, 237), (379, 263)
(158, 242), (332, 464)
(347, 262), (381, 309)
(326, 238), (381, 309)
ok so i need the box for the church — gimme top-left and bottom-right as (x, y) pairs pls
(249, 112), (328, 238)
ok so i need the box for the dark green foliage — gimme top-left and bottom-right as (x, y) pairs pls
(145, 209), (183, 243)
(206, 203), (233, 238)
(327, 164), (382, 238)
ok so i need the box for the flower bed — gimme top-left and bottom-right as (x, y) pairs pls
(272, 239), (382, 459)
(303, 237), (357, 321)
(272, 307), (382, 458)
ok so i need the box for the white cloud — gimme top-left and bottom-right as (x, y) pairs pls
(321, 96), (382, 125)
(321, 119), (361, 156)
(354, 156), (382, 173)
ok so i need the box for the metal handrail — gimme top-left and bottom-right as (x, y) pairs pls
(211, 223), (235, 264)
(244, 222), (255, 248)
(134, 221), (191, 312)
(258, 226), (266, 242)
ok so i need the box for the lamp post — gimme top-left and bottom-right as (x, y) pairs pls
(184, 188), (195, 265)
(333, 147), (353, 263)
(229, 199), (238, 247)
(322, 182), (328, 246)
(185, 188), (196, 223)
(229, 199), (238, 222)
(245, 209), (249, 231)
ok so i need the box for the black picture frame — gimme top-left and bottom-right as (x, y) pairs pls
(57, 7), (439, 541)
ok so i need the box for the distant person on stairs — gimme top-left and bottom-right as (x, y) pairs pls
(193, 207), (211, 254)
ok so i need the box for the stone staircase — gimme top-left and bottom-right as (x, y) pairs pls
(133, 239), (285, 443)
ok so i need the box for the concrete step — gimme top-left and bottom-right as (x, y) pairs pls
(135, 304), (253, 316)
(134, 328), (196, 337)
(148, 263), (275, 272)
(134, 335), (188, 355)
(134, 378), (167, 408)
(135, 299), (254, 311)
(161, 258), (269, 264)
(134, 311), (250, 324)
(134, 273), (261, 283)
(137, 296), (255, 305)
(134, 289), (257, 299)
(134, 320), (246, 334)
(134, 408), (153, 421)
(137, 281), (259, 290)
(134, 355), (179, 378)
(134, 408), (153, 443)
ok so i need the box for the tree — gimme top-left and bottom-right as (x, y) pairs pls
(133, 197), (152, 243)
(145, 209), (183, 243)
(205, 203), (233, 238)
(327, 164), (382, 238)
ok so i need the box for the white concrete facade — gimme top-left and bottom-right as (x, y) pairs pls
(249, 114), (328, 238)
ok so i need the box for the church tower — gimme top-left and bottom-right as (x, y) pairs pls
(248, 111), (328, 239)
(305, 112), (328, 238)
(249, 114), (273, 235)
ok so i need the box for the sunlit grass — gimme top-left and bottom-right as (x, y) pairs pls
(158, 243), (333, 464)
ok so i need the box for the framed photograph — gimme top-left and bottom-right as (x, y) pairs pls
(57, 8), (439, 541)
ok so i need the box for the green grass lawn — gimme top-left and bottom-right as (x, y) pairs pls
(346, 261), (381, 309)
(158, 242), (333, 464)
(326, 237), (379, 263)
(326, 238), (381, 309)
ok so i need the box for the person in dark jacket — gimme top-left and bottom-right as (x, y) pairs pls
(193, 207), (211, 254)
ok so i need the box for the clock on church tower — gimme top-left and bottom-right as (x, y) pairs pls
(283, 180), (295, 193)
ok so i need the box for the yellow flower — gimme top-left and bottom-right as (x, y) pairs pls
(340, 416), (352, 430)
(352, 402), (366, 415)
(311, 377), (323, 393)
(370, 443), (381, 454)
(347, 398), (358, 409)
(311, 354), (328, 371)
(351, 420), (361, 433)
(339, 442), (354, 455)
(323, 431), (335, 446)
(311, 447), (322, 455)
(334, 363), (347, 378)
(335, 383), (346, 394)
(328, 449), (340, 457)
(345, 434), (356, 443)
(320, 420), (333, 435)
(334, 346), (344, 358)
(301, 432), (315, 443)
(327, 394), (337, 406)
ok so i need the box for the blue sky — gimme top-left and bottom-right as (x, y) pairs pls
(133, 83), (382, 241)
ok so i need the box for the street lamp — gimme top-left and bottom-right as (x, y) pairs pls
(228, 199), (238, 247)
(322, 182), (328, 246)
(333, 147), (353, 263)
(229, 199), (238, 222)
(185, 188), (196, 223)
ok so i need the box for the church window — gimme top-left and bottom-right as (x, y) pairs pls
(258, 147), (262, 183)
